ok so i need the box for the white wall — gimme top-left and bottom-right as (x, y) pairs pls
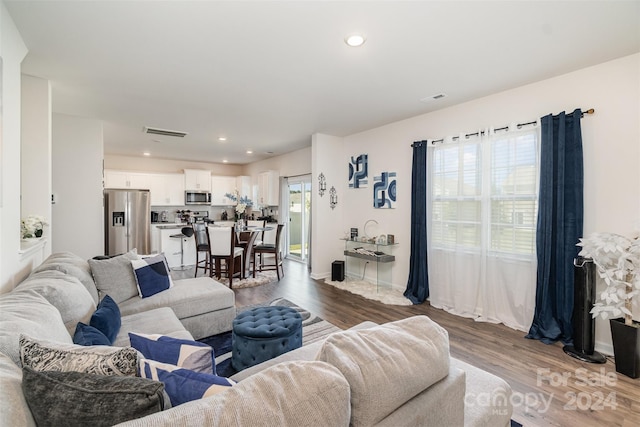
(339, 53), (640, 354)
(21, 74), (52, 256)
(52, 114), (104, 259)
(0, 2), (29, 293)
(104, 154), (243, 176)
(242, 147), (312, 180)
(310, 134), (344, 279)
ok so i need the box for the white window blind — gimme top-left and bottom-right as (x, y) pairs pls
(430, 127), (539, 257)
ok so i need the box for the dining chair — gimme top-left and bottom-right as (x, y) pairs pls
(193, 223), (211, 278)
(207, 225), (244, 288)
(252, 224), (285, 280)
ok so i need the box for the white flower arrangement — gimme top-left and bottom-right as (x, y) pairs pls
(577, 231), (640, 326)
(21, 215), (48, 239)
(235, 203), (247, 215)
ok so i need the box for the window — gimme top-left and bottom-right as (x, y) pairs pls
(430, 127), (539, 257)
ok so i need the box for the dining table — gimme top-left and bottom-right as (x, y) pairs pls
(234, 225), (274, 278)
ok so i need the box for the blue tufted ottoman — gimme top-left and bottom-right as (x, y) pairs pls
(231, 306), (303, 371)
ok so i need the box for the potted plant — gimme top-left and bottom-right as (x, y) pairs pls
(578, 231), (640, 378)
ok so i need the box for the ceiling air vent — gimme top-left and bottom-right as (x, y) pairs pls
(420, 93), (447, 103)
(143, 126), (188, 138)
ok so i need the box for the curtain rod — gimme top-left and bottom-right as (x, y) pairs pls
(413, 108), (595, 146)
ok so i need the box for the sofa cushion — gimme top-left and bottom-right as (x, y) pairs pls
(139, 359), (234, 406)
(0, 352), (36, 427)
(131, 254), (174, 298)
(33, 252), (99, 305)
(20, 335), (138, 377)
(90, 295), (121, 344)
(315, 315), (450, 427)
(88, 250), (140, 304)
(73, 323), (112, 346)
(118, 277), (235, 320)
(129, 332), (216, 374)
(0, 290), (72, 365)
(15, 269), (96, 335)
(113, 308), (194, 348)
(22, 367), (165, 427)
(116, 361), (351, 427)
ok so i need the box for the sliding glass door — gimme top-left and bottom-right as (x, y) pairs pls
(286, 175), (311, 262)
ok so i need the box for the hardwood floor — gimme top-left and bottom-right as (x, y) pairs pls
(204, 259), (640, 426)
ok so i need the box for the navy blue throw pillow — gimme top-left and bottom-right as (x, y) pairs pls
(73, 323), (111, 346)
(90, 295), (121, 344)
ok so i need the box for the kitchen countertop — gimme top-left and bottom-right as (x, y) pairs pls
(154, 224), (189, 229)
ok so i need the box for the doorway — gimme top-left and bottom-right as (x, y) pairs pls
(285, 175), (311, 263)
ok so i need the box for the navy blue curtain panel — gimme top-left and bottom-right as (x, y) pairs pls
(526, 109), (584, 345)
(404, 141), (429, 304)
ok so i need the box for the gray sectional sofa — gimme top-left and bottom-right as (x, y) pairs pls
(0, 251), (513, 426)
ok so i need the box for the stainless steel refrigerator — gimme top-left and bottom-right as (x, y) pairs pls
(104, 189), (150, 256)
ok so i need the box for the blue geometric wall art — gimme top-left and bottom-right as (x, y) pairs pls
(373, 171), (397, 209)
(348, 154), (368, 188)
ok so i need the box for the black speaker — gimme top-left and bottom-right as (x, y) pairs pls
(563, 257), (606, 363)
(331, 260), (345, 281)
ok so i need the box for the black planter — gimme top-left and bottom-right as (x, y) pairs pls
(610, 318), (640, 379)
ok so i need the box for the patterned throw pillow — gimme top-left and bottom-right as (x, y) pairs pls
(22, 367), (165, 426)
(139, 359), (234, 406)
(131, 254), (173, 298)
(19, 335), (138, 377)
(128, 332), (216, 374)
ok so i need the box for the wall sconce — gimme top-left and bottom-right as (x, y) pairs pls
(329, 186), (337, 209)
(318, 173), (327, 197)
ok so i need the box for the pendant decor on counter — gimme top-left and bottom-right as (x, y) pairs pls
(373, 171), (397, 209)
(348, 154), (368, 189)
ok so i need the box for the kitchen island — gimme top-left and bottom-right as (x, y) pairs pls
(151, 223), (197, 269)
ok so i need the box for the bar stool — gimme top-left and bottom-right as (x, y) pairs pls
(193, 222), (211, 277)
(170, 226), (194, 271)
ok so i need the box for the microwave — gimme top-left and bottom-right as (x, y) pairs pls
(185, 191), (211, 205)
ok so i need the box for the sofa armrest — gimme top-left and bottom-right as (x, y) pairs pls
(230, 320), (378, 381)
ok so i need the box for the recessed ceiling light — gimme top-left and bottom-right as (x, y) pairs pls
(222, 159), (228, 163)
(143, 152), (150, 156)
(246, 150), (253, 155)
(345, 33), (366, 47)
(218, 137), (227, 142)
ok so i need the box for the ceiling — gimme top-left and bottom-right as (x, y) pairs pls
(6, 1), (640, 165)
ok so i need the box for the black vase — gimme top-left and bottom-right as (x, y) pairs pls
(34, 229), (43, 238)
(610, 317), (640, 379)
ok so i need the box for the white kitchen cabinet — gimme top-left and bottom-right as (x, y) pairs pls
(211, 176), (237, 205)
(257, 170), (280, 206)
(184, 169), (211, 191)
(236, 175), (251, 199)
(104, 170), (151, 190)
(149, 173), (185, 206)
